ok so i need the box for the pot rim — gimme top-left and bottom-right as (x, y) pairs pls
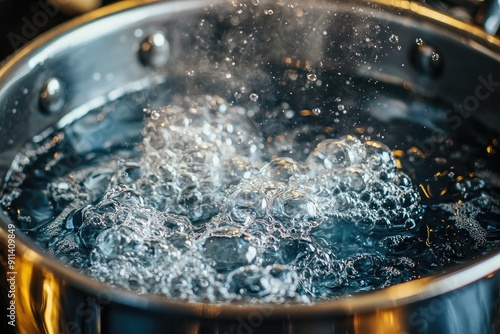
(0, 0), (499, 318)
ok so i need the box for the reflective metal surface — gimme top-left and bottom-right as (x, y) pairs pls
(0, 1), (499, 333)
(139, 31), (171, 69)
(39, 77), (66, 114)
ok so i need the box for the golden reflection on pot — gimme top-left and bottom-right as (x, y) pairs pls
(17, 250), (61, 334)
(354, 308), (407, 334)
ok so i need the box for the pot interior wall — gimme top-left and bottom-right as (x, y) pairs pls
(0, 1), (499, 333)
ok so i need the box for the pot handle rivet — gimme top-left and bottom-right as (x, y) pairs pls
(139, 31), (170, 69)
(40, 77), (65, 114)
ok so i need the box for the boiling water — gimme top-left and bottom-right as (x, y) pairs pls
(1, 76), (500, 304)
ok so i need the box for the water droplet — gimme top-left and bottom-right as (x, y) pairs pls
(389, 34), (399, 44)
(307, 73), (318, 82)
(312, 108), (321, 116)
(416, 38), (423, 45)
(251, 0), (259, 5)
(431, 52), (440, 61)
(249, 93), (259, 102)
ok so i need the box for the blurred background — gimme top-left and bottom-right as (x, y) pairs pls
(0, 0), (120, 61)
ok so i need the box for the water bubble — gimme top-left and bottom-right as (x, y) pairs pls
(270, 189), (320, 225)
(346, 168), (368, 191)
(341, 135), (366, 163)
(216, 156), (253, 189)
(227, 265), (270, 297)
(225, 185), (268, 221)
(150, 110), (160, 120)
(204, 231), (258, 272)
(431, 52), (440, 62)
(307, 139), (358, 170)
(260, 157), (307, 182)
(416, 38), (423, 45)
(364, 141), (397, 177)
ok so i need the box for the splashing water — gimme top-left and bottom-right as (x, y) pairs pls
(1, 88), (499, 304)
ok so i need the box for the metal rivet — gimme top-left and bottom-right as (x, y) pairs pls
(40, 77), (65, 114)
(139, 31), (170, 68)
(412, 42), (443, 77)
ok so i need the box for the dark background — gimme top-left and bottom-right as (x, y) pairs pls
(0, 0), (119, 62)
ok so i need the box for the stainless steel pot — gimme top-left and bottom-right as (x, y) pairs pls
(0, 0), (499, 333)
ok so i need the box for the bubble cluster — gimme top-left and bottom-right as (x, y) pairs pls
(113, 95), (263, 223)
(23, 94), (430, 303)
(438, 195), (494, 246)
(220, 135), (422, 235)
